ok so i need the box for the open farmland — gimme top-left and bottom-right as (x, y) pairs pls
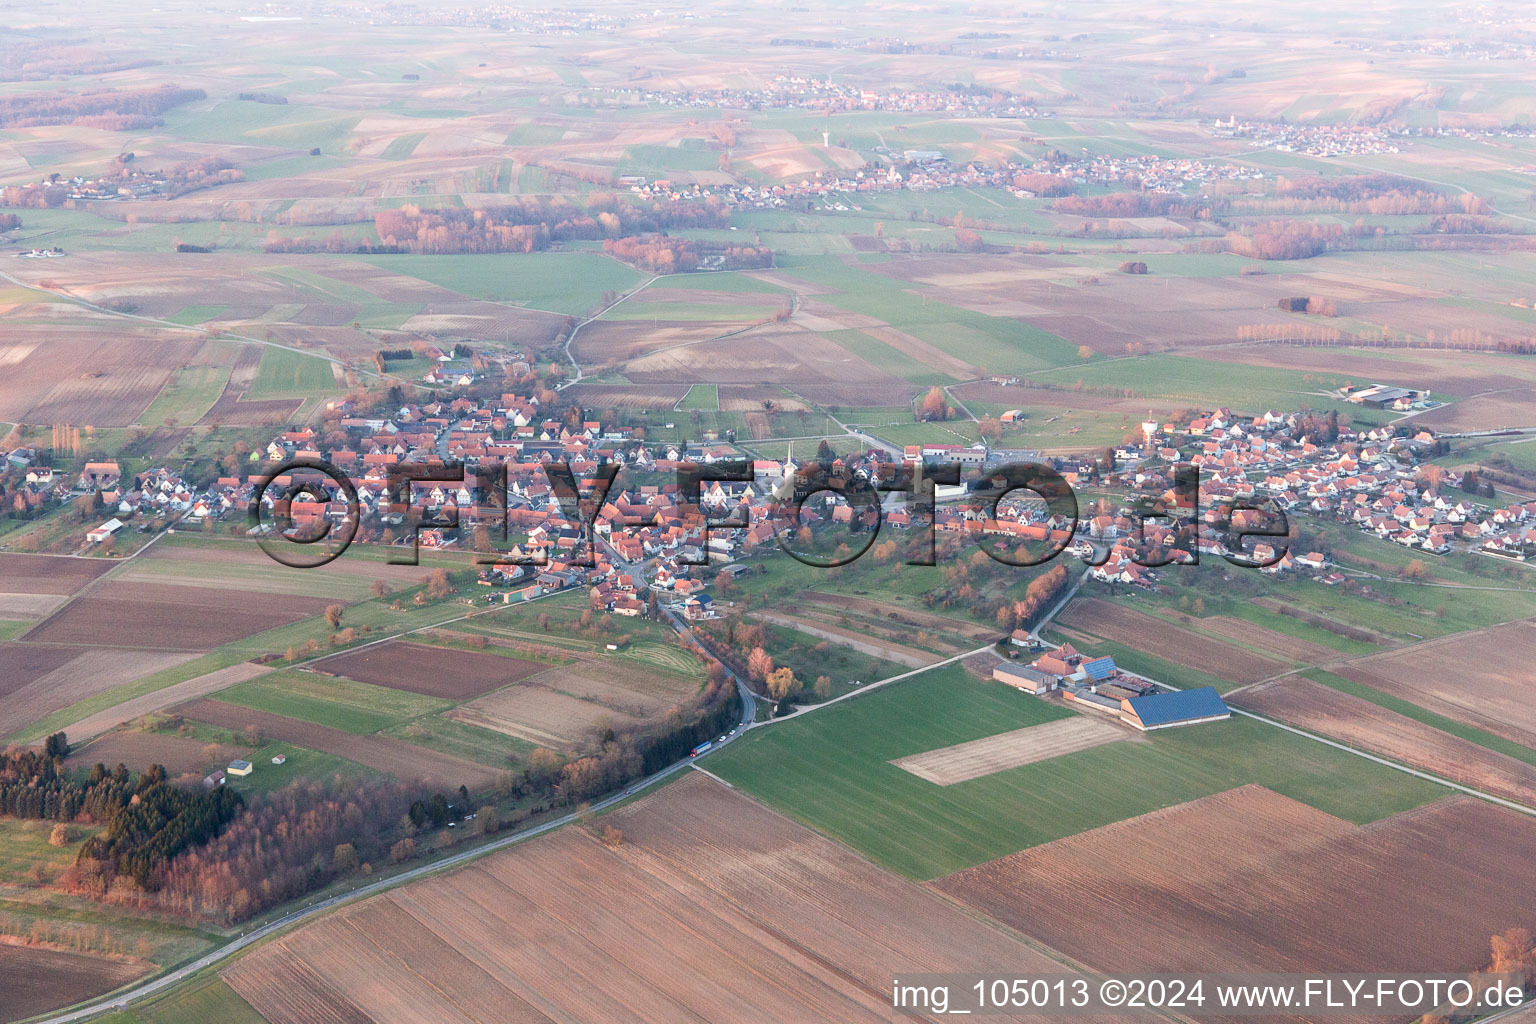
(0, 592), (69, 618)
(0, 553), (112, 594)
(798, 592), (999, 645)
(173, 698), (499, 790)
(934, 787), (1536, 992)
(68, 731), (251, 777)
(532, 663), (700, 713)
(1235, 675), (1536, 807)
(892, 717), (1130, 785)
(243, 347), (339, 400)
(55, 662), (272, 744)
(1057, 598), (1288, 686)
(0, 329), (203, 427)
(0, 647), (196, 739)
(0, 943), (148, 1024)
(137, 536), (454, 591)
(222, 775), (1092, 1024)
(1179, 613), (1343, 664)
(312, 641), (546, 700)
(447, 684), (644, 750)
(708, 664), (1441, 878)
(1337, 621), (1536, 748)
(749, 609), (940, 668)
(24, 581), (334, 650)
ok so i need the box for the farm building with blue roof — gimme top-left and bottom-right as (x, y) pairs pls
(1081, 656), (1117, 681)
(1120, 687), (1230, 732)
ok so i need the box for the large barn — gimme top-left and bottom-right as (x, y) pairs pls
(1119, 688), (1230, 732)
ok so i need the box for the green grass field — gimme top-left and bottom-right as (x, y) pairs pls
(244, 348), (339, 400)
(380, 132), (426, 160)
(0, 817), (94, 881)
(383, 715), (534, 768)
(677, 384), (719, 410)
(709, 663), (1445, 879)
(214, 671), (452, 736)
(92, 977), (267, 1024)
(358, 252), (643, 316)
(137, 365), (233, 428)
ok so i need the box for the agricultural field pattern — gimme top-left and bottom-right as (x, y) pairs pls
(1, 0), (1536, 1022)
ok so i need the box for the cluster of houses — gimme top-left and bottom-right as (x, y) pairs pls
(1208, 117), (1410, 157)
(1102, 406), (1535, 565)
(19, 359), (1527, 619)
(993, 640), (1231, 732)
(612, 75), (1044, 118)
(620, 147), (1266, 210)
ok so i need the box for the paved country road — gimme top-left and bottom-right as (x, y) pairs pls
(29, 583), (758, 1024)
(28, 681), (753, 1024)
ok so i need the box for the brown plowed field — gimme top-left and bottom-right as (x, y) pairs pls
(1235, 676), (1536, 807)
(12, 333), (201, 427)
(535, 663), (698, 710)
(1337, 620), (1536, 747)
(174, 699), (498, 790)
(1172, 613), (1339, 664)
(0, 943), (148, 1023)
(893, 717), (1130, 785)
(1057, 599), (1287, 683)
(69, 731), (251, 777)
(57, 662), (273, 743)
(0, 554), (111, 595)
(447, 686), (642, 749)
(0, 643), (79, 700)
(139, 539), (456, 584)
(223, 775), (1098, 1024)
(199, 389), (305, 427)
(311, 641), (545, 699)
(934, 786), (1536, 989)
(24, 581), (333, 650)
(0, 648), (197, 739)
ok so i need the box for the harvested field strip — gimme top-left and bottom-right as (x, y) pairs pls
(54, 662), (271, 744)
(69, 731), (252, 777)
(1252, 596), (1394, 646)
(794, 605), (964, 654)
(214, 672), (450, 736)
(892, 717), (1129, 785)
(222, 775), (1088, 1024)
(0, 593), (69, 619)
(933, 787), (1536, 992)
(1235, 676), (1536, 808)
(1057, 598), (1287, 685)
(1166, 611), (1339, 664)
(799, 591), (997, 642)
(24, 582), (334, 650)
(310, 641), (545, 700)
(0, 553), (111, 595)
(174, 699), (497, 790)
(0, 643), (79, 700)
(115, 561), (375, 601)
(710, 664), (1443, 879)
(0, 648), (198, 740)
(750, 610), (939, 669)
(447, 686), (642, 750)
(448, 620), (598, 653)
(1336, 620), (1536, 749)
(537, 663), (697, 705)
(0, 942), (149, 1023)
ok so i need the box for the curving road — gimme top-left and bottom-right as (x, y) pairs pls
(31, 674), (755, 1024)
